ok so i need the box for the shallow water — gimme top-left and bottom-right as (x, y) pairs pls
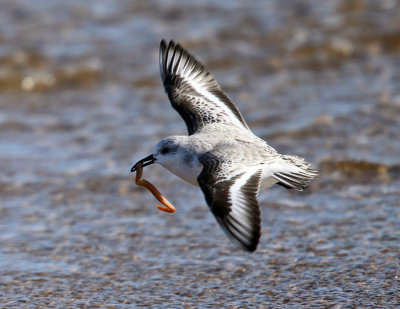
(1, 0), (400, 307)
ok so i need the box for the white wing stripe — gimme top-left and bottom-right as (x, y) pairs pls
(228, 169), (259, 231)
(167, 48), (247, 129)
(195, 87), (245, 128)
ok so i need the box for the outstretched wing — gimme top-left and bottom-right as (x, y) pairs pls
(197, 154), (262, 252)
(159, 39), (250, 135)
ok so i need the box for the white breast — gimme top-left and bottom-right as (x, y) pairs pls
(159, 155), (202, 186)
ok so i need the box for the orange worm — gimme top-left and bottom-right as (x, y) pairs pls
(135, 162), (176, 213)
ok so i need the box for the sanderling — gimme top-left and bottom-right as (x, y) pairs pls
(131, 39), (317, 252)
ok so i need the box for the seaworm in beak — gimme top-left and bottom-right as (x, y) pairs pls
(134, 162), (176, 213)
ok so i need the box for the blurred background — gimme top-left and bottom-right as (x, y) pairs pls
(0, 0), (399, 307)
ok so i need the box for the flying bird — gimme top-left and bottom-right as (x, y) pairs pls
(131, 40), (317, 252)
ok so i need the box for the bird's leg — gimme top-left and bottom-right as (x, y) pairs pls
(134, 162), (176, 213)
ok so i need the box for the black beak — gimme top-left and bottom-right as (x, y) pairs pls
(131, 154), (155, 172)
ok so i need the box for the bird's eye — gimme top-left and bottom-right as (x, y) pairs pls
(161, 147), (169, 155)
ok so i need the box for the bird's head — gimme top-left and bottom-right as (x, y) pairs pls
(131, 136), (188, 173)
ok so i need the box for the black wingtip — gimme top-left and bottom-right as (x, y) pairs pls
(247, 244), (258, 253)
(220, 216), (260, 253)
(160, 39), (179, 82)
(159, 39), (167, 80)
(160, 39), (181, 55)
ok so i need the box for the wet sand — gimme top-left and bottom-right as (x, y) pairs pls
(1, 0), (399, 307)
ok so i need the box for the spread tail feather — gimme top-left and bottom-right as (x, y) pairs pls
(273, 155), (318, 191)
